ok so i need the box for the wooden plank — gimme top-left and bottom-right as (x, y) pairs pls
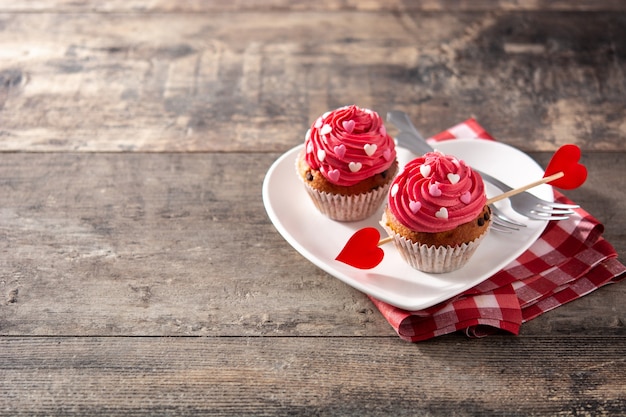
(0, 152), (393, 336)
(2, 0), (626, 12)
(1, 336), (625, 416)
(0, 152), (624, 337)
(0, 11), (625, 152)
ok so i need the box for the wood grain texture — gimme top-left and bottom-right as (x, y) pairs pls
(0, 153), (623, 337)
(1, 4), (625, 415)
(0, 153), (391, 336)
(0, 11), (625, 152)
(2, 0), (626, 12)
(1, 337), (625, 416)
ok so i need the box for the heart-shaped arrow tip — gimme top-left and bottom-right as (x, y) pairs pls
(543, 144), (587, 189)
(335, 227), (385, 269)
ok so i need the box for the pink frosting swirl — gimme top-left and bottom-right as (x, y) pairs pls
(304, 105), (397, 186)
(388, 151), (486, 233)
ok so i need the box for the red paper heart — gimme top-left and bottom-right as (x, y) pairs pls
(336, 227), (384, 270)
(543, 144), (587, 189)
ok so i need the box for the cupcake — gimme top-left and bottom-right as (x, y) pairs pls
(381, 150), (491, 273)
(296, 105), (398, 221)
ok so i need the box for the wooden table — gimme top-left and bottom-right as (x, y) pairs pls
(1, 2), (625, 415)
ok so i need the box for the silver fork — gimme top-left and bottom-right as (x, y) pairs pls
(387, 111), (578, 222)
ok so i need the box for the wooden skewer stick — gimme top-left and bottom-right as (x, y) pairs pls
(485, 171), (563, 205)
(376, 171), (564, 247)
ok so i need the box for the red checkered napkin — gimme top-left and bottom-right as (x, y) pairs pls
(369, 119), (626, 342)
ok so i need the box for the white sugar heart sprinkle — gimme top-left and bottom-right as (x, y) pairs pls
(317, 149), (326, 162)
(435, 207), (448, 219)
(314, 117), (323, 128)
(420, 164), (431, 177)
(306, 142), (313, 154)
(363, 144), (377, 157)
(409, 200), (422, 214)
(320, 124), (332, 135)
(305, 129), (311, 142)
(348, 162), (362, 172)
(390, 184), (399, 197)
(447, 173), (460, 184)
(322, 111), (331, 119)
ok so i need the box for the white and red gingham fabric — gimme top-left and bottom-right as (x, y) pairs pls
(369, 118), (626, 342)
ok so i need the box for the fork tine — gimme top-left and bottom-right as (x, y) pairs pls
(525, 212), (571, 221)
(491, 220), (520, 231)
(541, 202), (579, 209)
(487, 205), (524, 231)
(531, 207), (576, 216)
(490, 222), (515, 233)
(490, 214), (520, 229)
(490, 206), (526, 228)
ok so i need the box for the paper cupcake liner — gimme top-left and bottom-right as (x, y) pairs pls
(303, 181), (390, 222)
(381, 212), (489, 273)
